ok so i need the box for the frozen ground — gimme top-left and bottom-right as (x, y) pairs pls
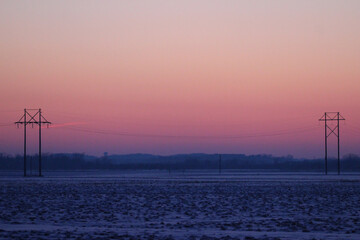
(0, 170), (359, 240)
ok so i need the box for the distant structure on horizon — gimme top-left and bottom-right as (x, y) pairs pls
(319, 112), (345, 175)
(15, 108), (51, 177)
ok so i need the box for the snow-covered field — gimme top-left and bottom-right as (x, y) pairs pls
(0, 171), (359, 240)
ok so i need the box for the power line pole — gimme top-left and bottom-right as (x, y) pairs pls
(24, 109), (26, 177)
(39, 109), (42, 176)
(319, 112), (345, 175)
(219, 154), (222, 174)
(15, 108), (51, 177)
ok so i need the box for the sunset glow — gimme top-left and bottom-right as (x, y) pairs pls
(1, 0), (360, 157)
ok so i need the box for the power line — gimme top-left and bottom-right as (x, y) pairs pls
(51, 125), (319, 139)
(0, 110), (23, 113)
(343, 125), (360, 135)
(47, 110), (320, 128)
(345, 123), (360, 131)
(0, 123), (13, 127)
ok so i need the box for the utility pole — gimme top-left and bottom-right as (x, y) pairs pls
(24, 109), (26, 177)
(15, 108), (51, 177)
(219, 154), (222, 174)
(319, 112), (345, 175)
(39, 109), (42, 176)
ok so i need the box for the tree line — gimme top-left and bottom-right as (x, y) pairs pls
(0, 153), (359, 171)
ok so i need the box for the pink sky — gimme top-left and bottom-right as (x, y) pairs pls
(1, 0), (360, 158)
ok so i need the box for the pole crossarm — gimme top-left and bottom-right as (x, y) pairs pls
(319, 113), (345, 121)
(15, 120), (52, 125)
(15, 117), (51, 125)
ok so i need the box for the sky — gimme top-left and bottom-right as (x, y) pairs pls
(0, 0), (360, 158)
